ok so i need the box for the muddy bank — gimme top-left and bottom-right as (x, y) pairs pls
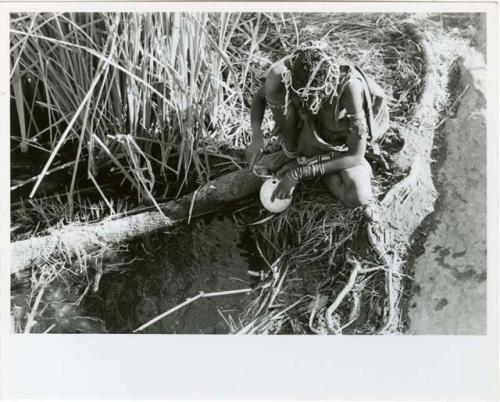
(407, 46), (487, 334)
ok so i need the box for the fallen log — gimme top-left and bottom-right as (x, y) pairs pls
(10, 168), (262, 275)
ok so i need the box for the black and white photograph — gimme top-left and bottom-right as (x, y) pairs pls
(2, 3), (488, 342)
(7, 10), (490, 337)
(2, 2), (498, 400)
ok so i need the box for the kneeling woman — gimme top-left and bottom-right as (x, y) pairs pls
(246, 40), (388, 213)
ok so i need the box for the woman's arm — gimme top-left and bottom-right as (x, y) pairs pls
(319, 79), (367, 173)
(250, 87), (266, 141)
(245, 87), (267, 165)
(246, 66), (286, 167)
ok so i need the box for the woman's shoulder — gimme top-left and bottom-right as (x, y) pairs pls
(264, 58), (289, 93)
(266, 55), (291, 75)
(266, 58), (288, 80)
(337, 66), (365, 112)
(338, 67), (364, 98)
(341, 64), (364, 84)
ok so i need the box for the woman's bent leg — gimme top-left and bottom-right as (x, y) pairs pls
(324, 159), (374, 208)
(323, 173), (348, 201)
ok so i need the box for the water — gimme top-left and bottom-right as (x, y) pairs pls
(82, 215), (261, 334)
(11, 214), (263, 334)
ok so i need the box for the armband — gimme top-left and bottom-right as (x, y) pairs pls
(346, 112), (369, 139)
(297, 152), (337, 166)
(286, 163), (326, 183)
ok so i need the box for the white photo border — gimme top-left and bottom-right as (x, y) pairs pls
(0, 2), (497, 400)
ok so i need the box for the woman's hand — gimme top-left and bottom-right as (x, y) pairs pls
(245, 137), (264, 168)
(271, 175), (297, 201)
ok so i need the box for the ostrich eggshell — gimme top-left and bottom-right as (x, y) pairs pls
(260, 178), (293, 213)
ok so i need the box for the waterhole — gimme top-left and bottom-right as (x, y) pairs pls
(12, 215), (263, 334)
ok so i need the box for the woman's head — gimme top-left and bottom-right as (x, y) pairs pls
(286, 40), (341, 114)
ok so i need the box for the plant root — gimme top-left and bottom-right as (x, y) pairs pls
(367, 223), (398, 334)
(325, 257), (362, 333)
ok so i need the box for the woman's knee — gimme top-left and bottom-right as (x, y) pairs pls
(323, 174), (343, 196)
(343, 187), (373, 208)
(324, 174), (372, 207)
(338, 160), (373, 207)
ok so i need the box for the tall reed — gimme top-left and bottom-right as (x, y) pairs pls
(11, 12), (265, 215)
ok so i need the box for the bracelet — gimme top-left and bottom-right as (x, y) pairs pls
(346, 113), (369, 139)
(287, 162), (326, 183)
(298, 152), (337, 166)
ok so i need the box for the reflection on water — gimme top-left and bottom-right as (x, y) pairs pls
(11, 215), (262, 334)
(83, 215), (260, 334)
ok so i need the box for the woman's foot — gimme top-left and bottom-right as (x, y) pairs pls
(362, 201), (380, 224)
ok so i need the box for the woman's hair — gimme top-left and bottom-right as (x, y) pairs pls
(283, 40), (341, 114)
